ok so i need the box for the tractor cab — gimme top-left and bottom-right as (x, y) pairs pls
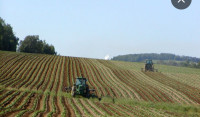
(75, 78), (87, 86)
(146, 59), (153, 64)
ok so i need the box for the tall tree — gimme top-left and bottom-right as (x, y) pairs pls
(19, 35), (56, 55)
(0, 17), (19, 51)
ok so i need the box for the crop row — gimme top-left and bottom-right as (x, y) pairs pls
(1, 89), (174, 117)
(144, 72), (200, 104)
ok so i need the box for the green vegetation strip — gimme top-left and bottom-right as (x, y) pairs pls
(111, 98), (200, 116)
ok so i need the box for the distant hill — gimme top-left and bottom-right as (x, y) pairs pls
(112, 53), (200, 68)
(112, 53), (200, 62)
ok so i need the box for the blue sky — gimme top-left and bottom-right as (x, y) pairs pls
(1, 0), (200, 59)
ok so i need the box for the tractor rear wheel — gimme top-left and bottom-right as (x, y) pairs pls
(86, 87), (90, 98)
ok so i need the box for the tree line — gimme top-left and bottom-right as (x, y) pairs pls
(0, 17), (56, 55)
(0, 18), (19, 51)
(112, 53), (200, 68)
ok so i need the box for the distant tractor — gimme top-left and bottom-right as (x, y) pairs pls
(65, 77), (95, 98)
(141, 59), (158, 72)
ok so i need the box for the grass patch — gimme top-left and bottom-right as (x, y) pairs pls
(114, 98), (200, 116)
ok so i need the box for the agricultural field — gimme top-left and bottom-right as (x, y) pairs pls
(0, 50), (200, 117)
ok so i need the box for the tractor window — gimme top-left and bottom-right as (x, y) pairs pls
(81, 80), (86, 85)
(76, 79), (81, 85)
(146, 60), (152, 64)
(76, 79), (86, 85)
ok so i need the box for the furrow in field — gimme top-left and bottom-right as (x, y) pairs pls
(6, 92), (34, 116)
(126, 70), (174, 103)
(0, 55), (28, 78)
(92, 60), (129, 98)
(40, 56), (57, 91)
(122, 104), (155, 117)
(103, 103), (124, 116)
(86, 59), (119, 97)
(0, 55), (30, 85)
(63, 57), (70, 91)
(12, 55), (44, 89)
(0, 53), (12, 66)
(36, 56), (55, 90)
(100, 66), (128, 98)
(95, 102), (113, 116)
(71, 57), (77, 84)
(113, 69), (151, 101)
(165, 73), (200, 89)
(58, 56), (65, 93)
(13, 92), (30, 109)
(43, 94), (51, 117)
(0, 54), (21, 70)
(86, 100), (105, 116)
(53, 96), (61, 117)
(31, 94), (46, 116)
(122, 70), (170, 102)
(74, 57), (81, 77)
(0, 91), (20, 108)
(132, 70), (190, 104)
(75, 98), (93, 117)
(117, 105), (137, 117)
(10, 92), (34, 116)
(88, 60), (123, 96)
(70, 57), (81, 86)
(60, 96), (74, 117)
(0, 90), (15, 104)
(79, 99), (98, 117)
(63, 98), (76, 117)
(0, 91), (26, 117)
(10, 55), (45, 88)
(111, 104), (136, 116)
(29, 56), (53, 90)
(0, 52), (11, 63)
(79, 58), (107, 97)
(44, 96), (54, 116)
(68, 57), (73, 86)
(23, 93), (40, 117)
(47, 56), (60, 92)
(145, 72), (200, 104)
(68, 57), (75, 86)
(98, 60), (138, 98)
(27, 55), (51, 90)
(52, 56), (63, 93)
(71, 98), (85, 116)
(103, 60), (163, 101)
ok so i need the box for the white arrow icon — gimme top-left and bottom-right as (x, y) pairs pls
(178, 0), (185, 3)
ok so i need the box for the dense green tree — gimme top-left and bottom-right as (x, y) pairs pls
(112, 53), (200, 63)
(0, 17), (19, 51)
(19, 35), (56, 55)
(43, 42), (56, 55)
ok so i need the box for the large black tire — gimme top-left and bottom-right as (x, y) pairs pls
(86, 86), (90, 98)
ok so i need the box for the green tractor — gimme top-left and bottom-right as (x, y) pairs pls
(141, 59), (158, 72)
(65, 77), (95, 98)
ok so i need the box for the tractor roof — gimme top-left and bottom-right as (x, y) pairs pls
(76, 77), (87, 80)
